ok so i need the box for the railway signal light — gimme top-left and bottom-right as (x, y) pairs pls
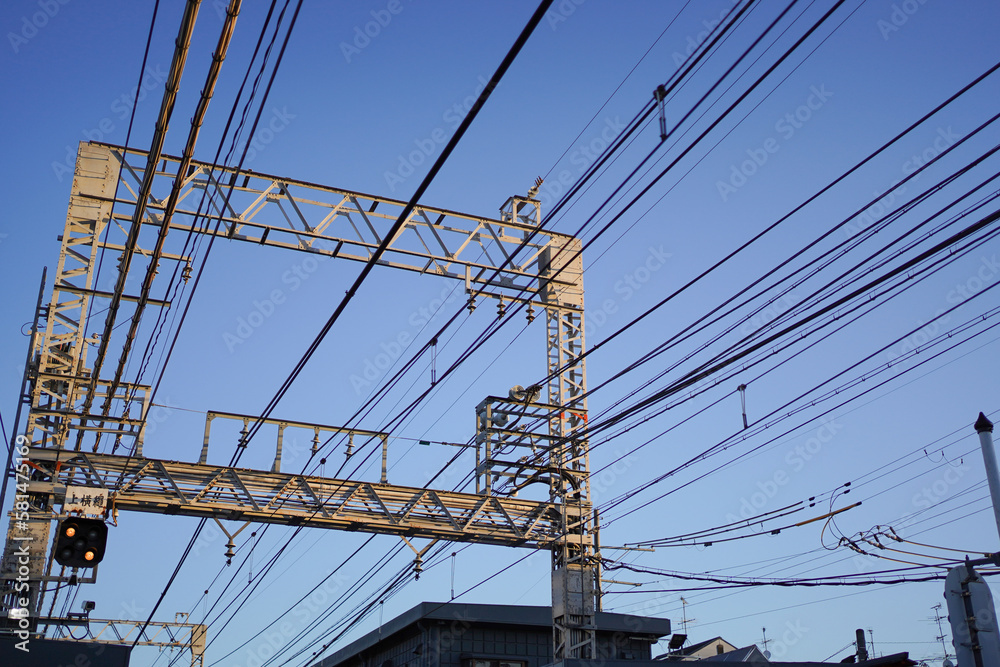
(54, 518), (107, 568)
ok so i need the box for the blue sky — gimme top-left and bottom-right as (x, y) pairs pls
(2, 1), (1000, 665)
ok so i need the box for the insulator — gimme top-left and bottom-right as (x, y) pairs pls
(526, 303), (535, 323)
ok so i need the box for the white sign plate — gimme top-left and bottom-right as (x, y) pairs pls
(64, 485), (109, 516)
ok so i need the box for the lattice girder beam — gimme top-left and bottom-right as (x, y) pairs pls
(28, 143), (121, 451)
(39, 617), (206, 666)
(86, 141), (578, 307)
(537, 236), (597, 660)
(24, 448), (567, 548)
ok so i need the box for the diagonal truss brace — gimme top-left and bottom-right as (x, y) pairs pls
(91, 142), (578, 307)
(39, 616), (206, 666)
(24, 448), (565, 549)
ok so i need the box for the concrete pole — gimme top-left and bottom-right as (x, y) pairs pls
(974, 413), (1000, 545)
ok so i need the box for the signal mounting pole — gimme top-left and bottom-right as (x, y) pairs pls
(941, 413), (1000, 667)
(975, 412), (1000, 542)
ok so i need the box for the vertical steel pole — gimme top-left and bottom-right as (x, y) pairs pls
(974, 412), (1000, 545)
(0, 268), (46, 512)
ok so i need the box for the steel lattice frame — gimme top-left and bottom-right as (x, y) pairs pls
(38, 617), (207, 666)
(1, 142), (596, 659)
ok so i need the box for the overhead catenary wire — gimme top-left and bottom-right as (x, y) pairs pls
(311, 0), (837, 485)
(180, 0), (760, 640)
(131, 0), (307, 648)
(13, 1), (1000, 664)
(161, 1), (566, 657)
(75, 0), (203, 443)
(601, 296), (1000, 527)
(230, 20), (1000, 664)
(137, 7), (1000, 664)
(538, 57), (1000, 404)
(234, 0), (558, 462)
(513, 181), (1000, 499)
(579, 200), (1000, 484)
(276, 90), (1000, 667)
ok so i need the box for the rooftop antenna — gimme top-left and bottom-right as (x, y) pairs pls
(761, 628), (771, 655)
(931, 604), (953, 663)
(679, 597), (696, 633)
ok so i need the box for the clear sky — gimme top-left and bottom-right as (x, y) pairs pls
(2, 1), (1000, 666)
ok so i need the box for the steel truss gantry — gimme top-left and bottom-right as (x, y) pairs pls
(1, 141), (597, 659)
(24, 447), (562, 547)
(39, 616), (207, 666)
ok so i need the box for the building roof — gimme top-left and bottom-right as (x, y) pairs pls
(314, 602), (672, 667)
(552, 653), (916, 667)
(699, 645), (767, 662)
(662, 636), (736, 658)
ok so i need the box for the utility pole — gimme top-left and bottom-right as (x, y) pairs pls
(941, 413), (1000, 667)
(975, 413), (1000, 542)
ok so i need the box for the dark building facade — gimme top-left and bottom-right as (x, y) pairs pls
(311, 602), (672, 667)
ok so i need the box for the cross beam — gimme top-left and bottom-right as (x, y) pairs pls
(24, 448), (564, 548)
(39, 616), (206, 666)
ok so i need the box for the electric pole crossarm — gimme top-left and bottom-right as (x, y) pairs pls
(25, 449), (563, 548)
(90, 142), (576, 302)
